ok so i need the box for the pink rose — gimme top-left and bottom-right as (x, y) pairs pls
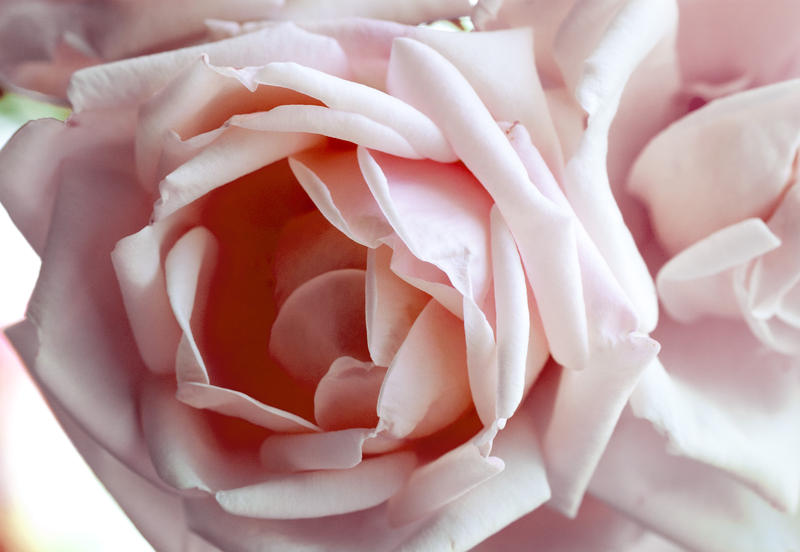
(0, 0), (470, 100)
(477, 1), (800, 550)
(0, 8), (667, 552)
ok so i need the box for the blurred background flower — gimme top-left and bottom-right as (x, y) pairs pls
(0, 92), (153, 552)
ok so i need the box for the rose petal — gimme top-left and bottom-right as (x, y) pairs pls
(631, 315), (800, 513)
(377, 299), (472, 439)
(260, 428), (379, 473)
(365, 245), (429, 367)
(591, 413), (800, 552)
(314, 356), (386, 431)
(67, 23), (351, 112)
(274, 210), (367, 308)
(629, 79), (800, 255)
(154, 126), (321, 220)
(216, 451), (416, 519)
(554, 0), (675, 332)
(656, 218), (780, 323)
(387, 432), (505, 526)
(269, 268), (369, 386)
(490, 205), (530, 420)
(289, 147), (392, 247)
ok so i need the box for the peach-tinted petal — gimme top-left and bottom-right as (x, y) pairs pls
(270, 269), (369, 386)
(289, 147), (392, 247)
(377, 299), (471, 439)
(656, 219), (780, 323)
(176, 382), (318, 433)
(216, 451), (416, 519)
(365, 245), (429, 367)
(259, 428), (380, 472)
(314, 356), (386, 431)
(629, 80), (800, 255)
(274, 210), (367, 308)
(68, 23), (351, 112)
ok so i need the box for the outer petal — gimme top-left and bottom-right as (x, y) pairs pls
(631, 315), (800, 514)
(591, 413), (800, 552)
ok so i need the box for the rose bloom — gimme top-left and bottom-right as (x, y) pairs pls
(479, 1), (800, 551)
(0, 2), (694, 551)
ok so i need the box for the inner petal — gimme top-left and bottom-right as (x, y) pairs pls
(270, 268), (370, 386)
(314, 356), (387, 431)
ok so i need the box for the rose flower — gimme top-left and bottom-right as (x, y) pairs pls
(478, 0), (800, 550)
(1, 8), (666, 552)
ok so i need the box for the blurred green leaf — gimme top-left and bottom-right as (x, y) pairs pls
(0, 92), (70, 123)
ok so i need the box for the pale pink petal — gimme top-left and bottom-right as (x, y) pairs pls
(629, 80), (800, 255)
(394, 406), (551, 551)
(314, 356), (386, 431)
(139, 379), (265, 493)
(112, 210), (200, 376)
(591, 413), (800, 552)
(631, 315), (800, 513)
(289, 148), (392, 247)
(462, 296), (498, 427)
(656, 219), (780, 323)
(19, 150), (157, 480)
(387, 36), (591, 370)
(233, 106), (420, 159)
(365, 245), (429, 367)
(274, 210), (367, 308)
(387, 432), (504, 526)
(554, 0), (676, 332)
(358, 148), (493, 302)
(0, 110), (136, 254)
(678, 0), (800, 89)
(472, 0), (576, 87)
(474, 494), (684, 552)
(216, 452), (416, 519)
(746, 183), (800, 322)
(490, 206), (530, 420)
(377, 299), (471, 439)
(269, 269), (369, 386)
(238, 61), (455, 162)
(164, 227), (218, 382)
(184, 402), (549, 551)
(68, 23), (351, 112)
(412, 26), (563, 173)
(154, 127), (321, 219)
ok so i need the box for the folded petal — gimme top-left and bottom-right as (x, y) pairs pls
(314, 356), (386, 431)
(377, 299), (471, 439)
(270, 269), (369, 386)
(216, 451), (416, 519)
